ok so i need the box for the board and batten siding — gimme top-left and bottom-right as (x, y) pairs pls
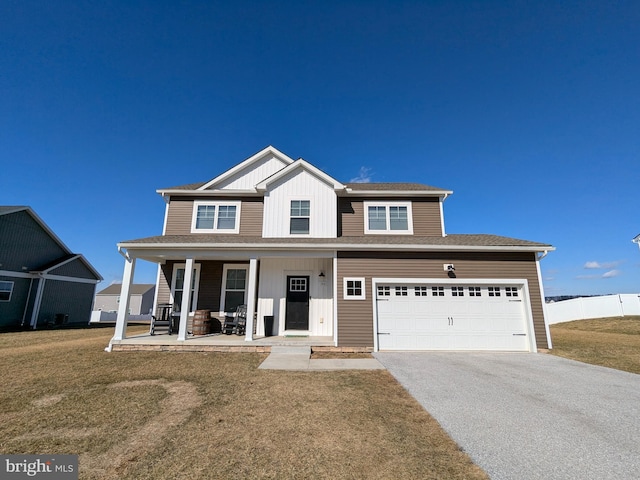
(262, 169), (337, 238)
(338, 197), (443, 237)
(0, 210), (68, 271)
(213, 154), (289, 190)
(257, 257), (333, 336)
(164, 197), (263, 236)
(336, 251), (548, 349)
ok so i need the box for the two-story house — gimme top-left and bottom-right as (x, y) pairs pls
(111, 146), (554, 352)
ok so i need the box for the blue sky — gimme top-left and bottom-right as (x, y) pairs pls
(2, 1), (639, 296)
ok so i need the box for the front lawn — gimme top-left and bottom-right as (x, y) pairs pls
(0, 327), (487, 479)
(549, 316), (640, 374)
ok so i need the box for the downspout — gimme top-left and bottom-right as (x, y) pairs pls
(20, 278), (34, 328)
(118, 246), (131, 262)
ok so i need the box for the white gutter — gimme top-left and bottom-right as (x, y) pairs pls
(119, 242), (555, 254)
(118, 246), (131, 261)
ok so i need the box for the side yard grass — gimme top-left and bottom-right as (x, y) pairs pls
(549, 316), (640, 374)
(0, 327), (487, 480)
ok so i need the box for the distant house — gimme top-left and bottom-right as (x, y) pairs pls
(95, 284), (155, 315)
(0, 206), (102, 329)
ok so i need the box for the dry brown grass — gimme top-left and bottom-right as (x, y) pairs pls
(0, 327), (487, 480)
(549, 316), (640, 374)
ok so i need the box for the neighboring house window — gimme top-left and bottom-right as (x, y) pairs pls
(171, 264), (201, 313)
(191, 201), (241, 233)
(290, 200), (310, 234)
(220, 264), (248, 314)
(344, 278), (366, 300)
(364, 202), (413, 234)
(0, 281), (14, 302)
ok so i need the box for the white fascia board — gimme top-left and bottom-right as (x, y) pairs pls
(198, 146), (295, 190)
(255, 159), (345, 192)
(344, 189), (453, 197)
(156, 189), (261, 196)
(118, 242), (555, 254)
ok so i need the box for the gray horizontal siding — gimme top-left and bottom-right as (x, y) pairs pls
(338, 197), (442, 237)
(336, 251), (547, 349)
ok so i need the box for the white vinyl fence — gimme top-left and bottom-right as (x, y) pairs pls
(546, 294), (640, 324)
(89, 311), (152, 323)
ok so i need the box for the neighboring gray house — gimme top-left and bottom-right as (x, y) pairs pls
(0, 206), (103, 329)
(95, 283), (155, 315)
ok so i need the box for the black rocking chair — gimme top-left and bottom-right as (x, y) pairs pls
(222, 305), (247, 335)
(150, 303), (175, 335)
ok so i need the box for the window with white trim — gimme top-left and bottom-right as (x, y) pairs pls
(364, 202), (413, 234)
(0, 281), (14, 302)
(191, 201), (241, 233)
(220, 265), (248, 314)
(290, 200), (310, 234)
(171, 264), (201, 313)
(344, 278), (365, 300)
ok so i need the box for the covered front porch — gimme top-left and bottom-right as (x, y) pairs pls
(109, 245), (338, 351)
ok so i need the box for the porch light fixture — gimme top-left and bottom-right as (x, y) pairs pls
(319, 272), (325, 278)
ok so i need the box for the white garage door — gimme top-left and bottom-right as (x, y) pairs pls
(376, 283), (530, 351)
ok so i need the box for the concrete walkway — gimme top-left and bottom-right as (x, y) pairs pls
(258, 346), (385, 371)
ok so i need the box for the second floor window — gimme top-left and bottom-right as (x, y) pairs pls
(364, 202), (413, 234)
(191, 201), (241, 233)
(290, 200), (310, 234)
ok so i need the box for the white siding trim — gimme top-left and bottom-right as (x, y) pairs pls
(536, 259), (553, 349)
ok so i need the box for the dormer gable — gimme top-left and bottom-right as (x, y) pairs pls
(260, 159), (344, 238)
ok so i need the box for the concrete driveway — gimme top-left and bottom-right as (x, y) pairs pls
(374, 352), (640, 480)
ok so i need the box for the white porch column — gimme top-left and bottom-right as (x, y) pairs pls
(177, 257), (194, 341)
(113, 257), (136, 341)
(244, 257), (258, 341)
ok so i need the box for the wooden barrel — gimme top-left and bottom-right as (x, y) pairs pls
(192, 310), (211, 335)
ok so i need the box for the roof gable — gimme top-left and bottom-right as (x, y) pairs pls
(198, 145), (295, 191)
(256, 159), (345, 192)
